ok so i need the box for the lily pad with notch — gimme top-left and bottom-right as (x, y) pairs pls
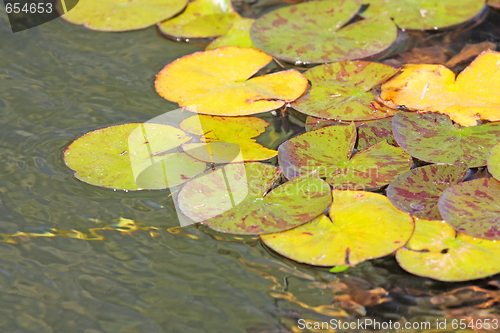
(396, 217), (500, 281)
(387, 164), (469, 220)
(261, 191), (414, 266)
(155, 46), (308, 116)
(250, 0), (398, 64)
(438, 177), (500, 240)
(292, 61), (398, 121)
(278, 123), (411, 189)
(392, 112), (500, 167)
(177, 162), (332, 235)
(362, 0), (486, 30)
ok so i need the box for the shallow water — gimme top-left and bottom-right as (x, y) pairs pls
(2, 5), (500, 333)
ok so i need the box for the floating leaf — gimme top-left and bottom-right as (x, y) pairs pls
(305, 116), (396, 150)
(488, 142), (500, 181)
(396, 217), (500, 281)
(178, 163), (332, 234)
(392, 112), (500, 167)
(261, 191), (413, 266)
(387, 164), (468, 220)
(63, 123), (200, 190)
(362, 0), (485, 30)
(380, 50), (500, 126)
(292, 61), (398, 121)
(250, 0), (397, 64)
(278, 124), (411, 189)
(59, 0), (187, 31)
(489, 0), (500, 8)
(206, 18), (257, 50)
(180, 115), (277, 162)
(158, 0), (240, 38)
(155, 47), (308, 116)
(438, 177), (500, 240)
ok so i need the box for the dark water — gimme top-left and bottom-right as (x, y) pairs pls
(2, 4), (500, 333)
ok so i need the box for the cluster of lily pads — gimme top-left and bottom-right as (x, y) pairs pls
(62, 0), (500, 282)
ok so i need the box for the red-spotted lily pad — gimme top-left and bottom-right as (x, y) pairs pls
(387, 164), (468, 220)
(158, 0), (240, 38)
(291, 61), (398, 121)
(305, 116), (396, 150)
(396, 217), (500, 281)
(206, 18), (257, 50)
(261, 191), (413, 266)
(177, 162), (332, 234)
(155, 47), (308, 116)
(250, 0), (397, 64)
(63, 123), (206, 190)
(59, 0), (187, 31)
(392, 112), (500, 167)
(180, 115), (276, 162)
(362, 0), (486, 30)
(438, 177), (500, 240)
(278, 124), (411, 189)
(488, 142), (500, 181)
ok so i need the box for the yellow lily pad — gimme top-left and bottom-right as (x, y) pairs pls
(261, 191), (414, 266)
(396, 217), (500, 281)
(158, 0), (240, 38)
(206, 18), (258, 50)
(59, 0), (187, 31)
(155, 46), (308, 116)
(380, 50), (500, 126)
(180, 115), (277, 162)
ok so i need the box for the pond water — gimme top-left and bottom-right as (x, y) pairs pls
(2, 4), (500, 333)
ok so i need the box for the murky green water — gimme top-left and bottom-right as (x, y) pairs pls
(2, 5), (500, 333)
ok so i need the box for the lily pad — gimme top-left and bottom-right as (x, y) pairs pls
(291, 61), (398, 121)
(261, 191), (413, 266)
(63, 123), (202, 190)
(387, 164), (468, 220)
(489, 0), (500, 8)
(438, 177), (500, 240)
(392, 112), (500, 167)
(380, 50), (500, 126)
(250, 0), (398, 64)
(59, 0), (187, 31)
(278, 123), (412, 189)
(155, 46), (308, 116)
(180, 115), (277, 162)
(158, 0), (240, 38)
(305, 116), (396, 150)
(206, 18), (257, 50)
(396, 217), (500, 281)
(362, 0), (485, 30)
(488, 142), (500, 181)
(177, 163), (332, 234)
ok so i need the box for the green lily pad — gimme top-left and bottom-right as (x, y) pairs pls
(177, 162), (332, 234)
(261, 191), (413, 266)
(362, 0), (486, 30)
(63, 123), (198, 190)
(158, 0), (240, 38)
(278, 123), (412, 189)
(250, 0), (398, 64)
(292, 61), (398, 121)
(392, 112), (500, 167)
(59, 0), (187, 31)
(206, 18), (258, 50)
(387, 164), (469, 220)
(438, 177), (500, 240)
(396, 217), (500, 281)
(305, 116), (396, 150)
(488, 142), (500, 181)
